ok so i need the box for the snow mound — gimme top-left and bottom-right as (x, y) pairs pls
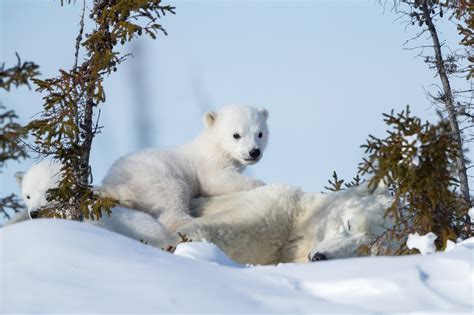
(1, 220), (473, 314)
(174, 241), (242, 267)
(407, 232), (437, 255)
(445, 239), (457, 252)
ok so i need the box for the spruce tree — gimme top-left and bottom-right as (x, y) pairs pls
(358, 107), (471, 254)
(0, 54), (40, 220)
(386, 0), (472, 207)
(25, 0), (175, 220)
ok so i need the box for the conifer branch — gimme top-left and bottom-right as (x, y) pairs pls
(27, 0), (175, 220)
(359, 107), (471, 254)
(0, 55), (40, 221)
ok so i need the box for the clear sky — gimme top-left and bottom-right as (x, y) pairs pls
(1, 0), (472, 212)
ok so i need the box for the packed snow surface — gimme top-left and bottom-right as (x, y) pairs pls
(1, 220), (473, 314)
(406, 232), (438, 255)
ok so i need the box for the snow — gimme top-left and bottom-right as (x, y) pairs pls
(406, 232), (438, 255)
(402, 134), (423, 166)
(445, 240), (457, 253)
(174, 241), (242, 268)
(469, 207), (474, 223)
(1, 220), (473, 314)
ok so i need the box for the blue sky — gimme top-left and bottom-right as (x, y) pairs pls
(1, 0), (472, 208)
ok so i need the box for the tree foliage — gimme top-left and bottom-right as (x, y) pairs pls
(358, 107), (471, 254)
(452, 0), (474, 79)
(324, 171), (345, 192)
(324, 171), (363, 192)
(27, 0), (175, 220)
(0, 53), (40, 91)
(0, 107), (28, 167)
(401, 0), (473, 78)
(0, 53), (40, 220)
(386, 0), (473, 207)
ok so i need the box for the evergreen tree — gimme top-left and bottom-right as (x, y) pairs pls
(385, 0), (472, 207)
(358, 107), (471, 254)
(0, 53), (40, 220)
(323, 171), (364, 192)
(26, 0), (175, 220)
(451, 0), (474, 79)
(324, 171), (345, 192)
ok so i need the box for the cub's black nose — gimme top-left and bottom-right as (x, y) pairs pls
(310, 252), (327, 262)
(249, 148), (261, 159)
(30, 211), (40, 219)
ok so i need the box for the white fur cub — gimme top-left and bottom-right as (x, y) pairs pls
(13, 160), (176, 248)
(101, 105), (269, 230)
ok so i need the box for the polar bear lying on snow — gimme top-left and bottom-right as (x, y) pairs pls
(9, 160), (393, 265)
(101, 105), (269, 230)
(12, 160), (176, 248)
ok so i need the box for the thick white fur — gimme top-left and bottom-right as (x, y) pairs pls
(12, 160), (176, 247)
(10, 160), (394, 265)
(101, 105), (269, 230)
(184, 184), (393, 264)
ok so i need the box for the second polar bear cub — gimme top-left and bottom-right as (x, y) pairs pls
(101, 105), (269, 230)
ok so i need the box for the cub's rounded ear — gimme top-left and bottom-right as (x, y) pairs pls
(203, 111), (217, 127)
(14, 171), (25, 185)
(258, 108), (269, 120)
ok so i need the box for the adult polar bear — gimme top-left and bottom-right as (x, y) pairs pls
(187, 184), (393, 263)
(101, 105), (269, 230)
(11, 160), (393, 265)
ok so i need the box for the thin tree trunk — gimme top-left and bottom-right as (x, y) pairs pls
(421, 2), (471, 207)
(79, 99), (94, 187)
(70, 98), (93, 221)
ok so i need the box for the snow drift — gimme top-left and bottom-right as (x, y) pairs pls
(1, 220), (472, 314)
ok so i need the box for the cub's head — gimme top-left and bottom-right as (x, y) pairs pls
(203, 105), (269, 166)
(14, 160), (62, 218)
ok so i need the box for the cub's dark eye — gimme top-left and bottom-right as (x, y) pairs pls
(258, 132), (263, 138)
(233, 133), (241, 139)
(26, 195), (31, 199)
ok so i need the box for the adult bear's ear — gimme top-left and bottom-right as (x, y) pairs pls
(258, 108), (269, 120)
(203, 111), (217, 127)
(14, 171), (25, 185)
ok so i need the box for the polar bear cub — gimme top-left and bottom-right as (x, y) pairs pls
(13, 160), (176, 247)
(101, 105), (269, 230)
